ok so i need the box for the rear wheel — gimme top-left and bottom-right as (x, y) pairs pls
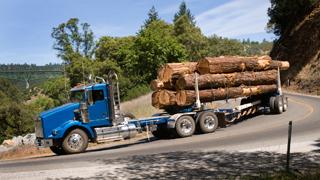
(62, 129), (89, 154)
(175, 116), (195, 138)
(283, 96), (288, 112)
(274, 96), (283, 114)
(269, 96), (276, 113)
(50, 146), (66, 155)
(198, 111), (218, 134)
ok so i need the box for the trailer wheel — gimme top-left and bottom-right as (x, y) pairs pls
(283, 96), (288, 112)
(62, 129), (88, 154)
(274, 96), (283, 114)
(50, 146), (66, 155)
(198, 111), (218, 134)
(175, 116), (195, 138)
(269, 96), (276, 113)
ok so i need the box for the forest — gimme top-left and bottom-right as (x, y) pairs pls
(0, 0), (314, 143)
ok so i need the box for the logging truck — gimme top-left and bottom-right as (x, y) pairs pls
(35, 69), (287, 155)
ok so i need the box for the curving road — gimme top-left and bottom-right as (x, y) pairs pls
(0, 92), (319, 179)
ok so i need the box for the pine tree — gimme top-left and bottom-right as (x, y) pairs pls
(144, 6), (160, 27)
(173, 2), (208, 61)
(173, 1), (195, 26)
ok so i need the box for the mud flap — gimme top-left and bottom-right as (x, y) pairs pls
(215, 112), (227, 128)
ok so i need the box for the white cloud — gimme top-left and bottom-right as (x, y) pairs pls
(91, 24), (125, 37)
(196, 0), (270, 38)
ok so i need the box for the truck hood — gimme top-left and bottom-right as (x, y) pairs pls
(39, 103), (80, 138)
(40, 103), (80, 119)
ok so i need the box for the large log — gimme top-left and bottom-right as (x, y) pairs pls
(197, 56), (290, 74)
(176, 85), (277, 106)
(176, 70), (277, 90)
(151, 90), (177, 109)
(150, 79), (174, 91)
(157, 62), (197, 82)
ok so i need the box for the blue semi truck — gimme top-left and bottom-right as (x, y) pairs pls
(35, 71), (287, 155)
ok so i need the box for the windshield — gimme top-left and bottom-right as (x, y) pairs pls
(70, 90), (85, 103)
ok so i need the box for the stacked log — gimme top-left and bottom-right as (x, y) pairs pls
(151, 56), (289, 109)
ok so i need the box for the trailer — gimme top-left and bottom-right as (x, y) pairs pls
(35, 69), (287, 155)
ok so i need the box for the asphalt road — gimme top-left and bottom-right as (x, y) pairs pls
(0, 92), (319, 179)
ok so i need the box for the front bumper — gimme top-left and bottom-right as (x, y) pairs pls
(35, 138), (53, 148)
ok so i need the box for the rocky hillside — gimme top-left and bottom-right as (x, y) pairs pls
(270, 1), (320, 95)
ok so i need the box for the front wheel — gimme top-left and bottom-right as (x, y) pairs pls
(175, 116), (195, 138)
(62, 129), (89, 154)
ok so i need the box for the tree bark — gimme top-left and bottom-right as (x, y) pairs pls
(197, 56), (290, 74)
(152, 90), (177, 109)
(157, 62), (197, 82)
(150, 79), (174, 91)
(176, 85), (277, 106)
(176, 70), (278, 90)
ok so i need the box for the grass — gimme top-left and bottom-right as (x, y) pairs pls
(121, 93), (160, 118)
(0, 145), (52, 160)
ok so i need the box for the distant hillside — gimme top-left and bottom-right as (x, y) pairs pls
(0, 63), (63, 89)
(270, 1), (320, 95)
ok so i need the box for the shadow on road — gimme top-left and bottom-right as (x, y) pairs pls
(56, 150), (320, 179)
(312, 138), (320, 153)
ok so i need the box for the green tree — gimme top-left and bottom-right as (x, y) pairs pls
(173, 2), (208, 61)
(51, 18), (96, 63)
(174, 1), (196, 26)
(144, 6), (160, 27)
(0, 102), (35, 143)
(0, 78), (24, 102)
(0, 79), (35, 143)
(95, 36), (136, 70)
(132, 20), (187, 83)
(207, 35), (245, 56)
(41, 77), (70, 106)
(267, 0), (316, 36)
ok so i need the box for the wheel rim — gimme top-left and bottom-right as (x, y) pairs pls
(180, 119), (193, 134)
(204, 116), (215, 130)
(67, 133), (83, 150)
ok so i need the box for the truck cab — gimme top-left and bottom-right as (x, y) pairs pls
(35, 74), (137, 154)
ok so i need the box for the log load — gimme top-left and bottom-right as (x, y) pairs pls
(157, 62), (197, 82)
(176, 70), (277, 90)
(152, 90), (177, 109)
(176, 85), (277, 106)
(150, 79), (174, 91)
(197, 56), (290, 74)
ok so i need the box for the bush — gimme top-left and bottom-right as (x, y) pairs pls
(122, 84), (151, 101)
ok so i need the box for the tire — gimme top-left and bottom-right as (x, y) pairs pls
(274, 96), (283, 114)
(50, 146), (66, 155)
(283, 96), (288, 112)
(62, 129), (89, 154)
(198, 111), (219, 134)
(152, 124), (171, 139)
(269, 96), (276, 113)
(175, 116), (195, 138)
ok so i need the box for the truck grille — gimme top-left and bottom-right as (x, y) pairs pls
(35, 117), (44, 138)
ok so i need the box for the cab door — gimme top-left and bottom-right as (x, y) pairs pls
(88, 88), (108, 121)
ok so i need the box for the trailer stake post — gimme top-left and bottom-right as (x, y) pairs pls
(286, 121), (292, 172)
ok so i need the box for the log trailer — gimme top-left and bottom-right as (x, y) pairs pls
(35, 70), (288, 155)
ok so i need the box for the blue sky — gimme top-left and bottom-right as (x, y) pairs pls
(0, 0), (275, 65)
